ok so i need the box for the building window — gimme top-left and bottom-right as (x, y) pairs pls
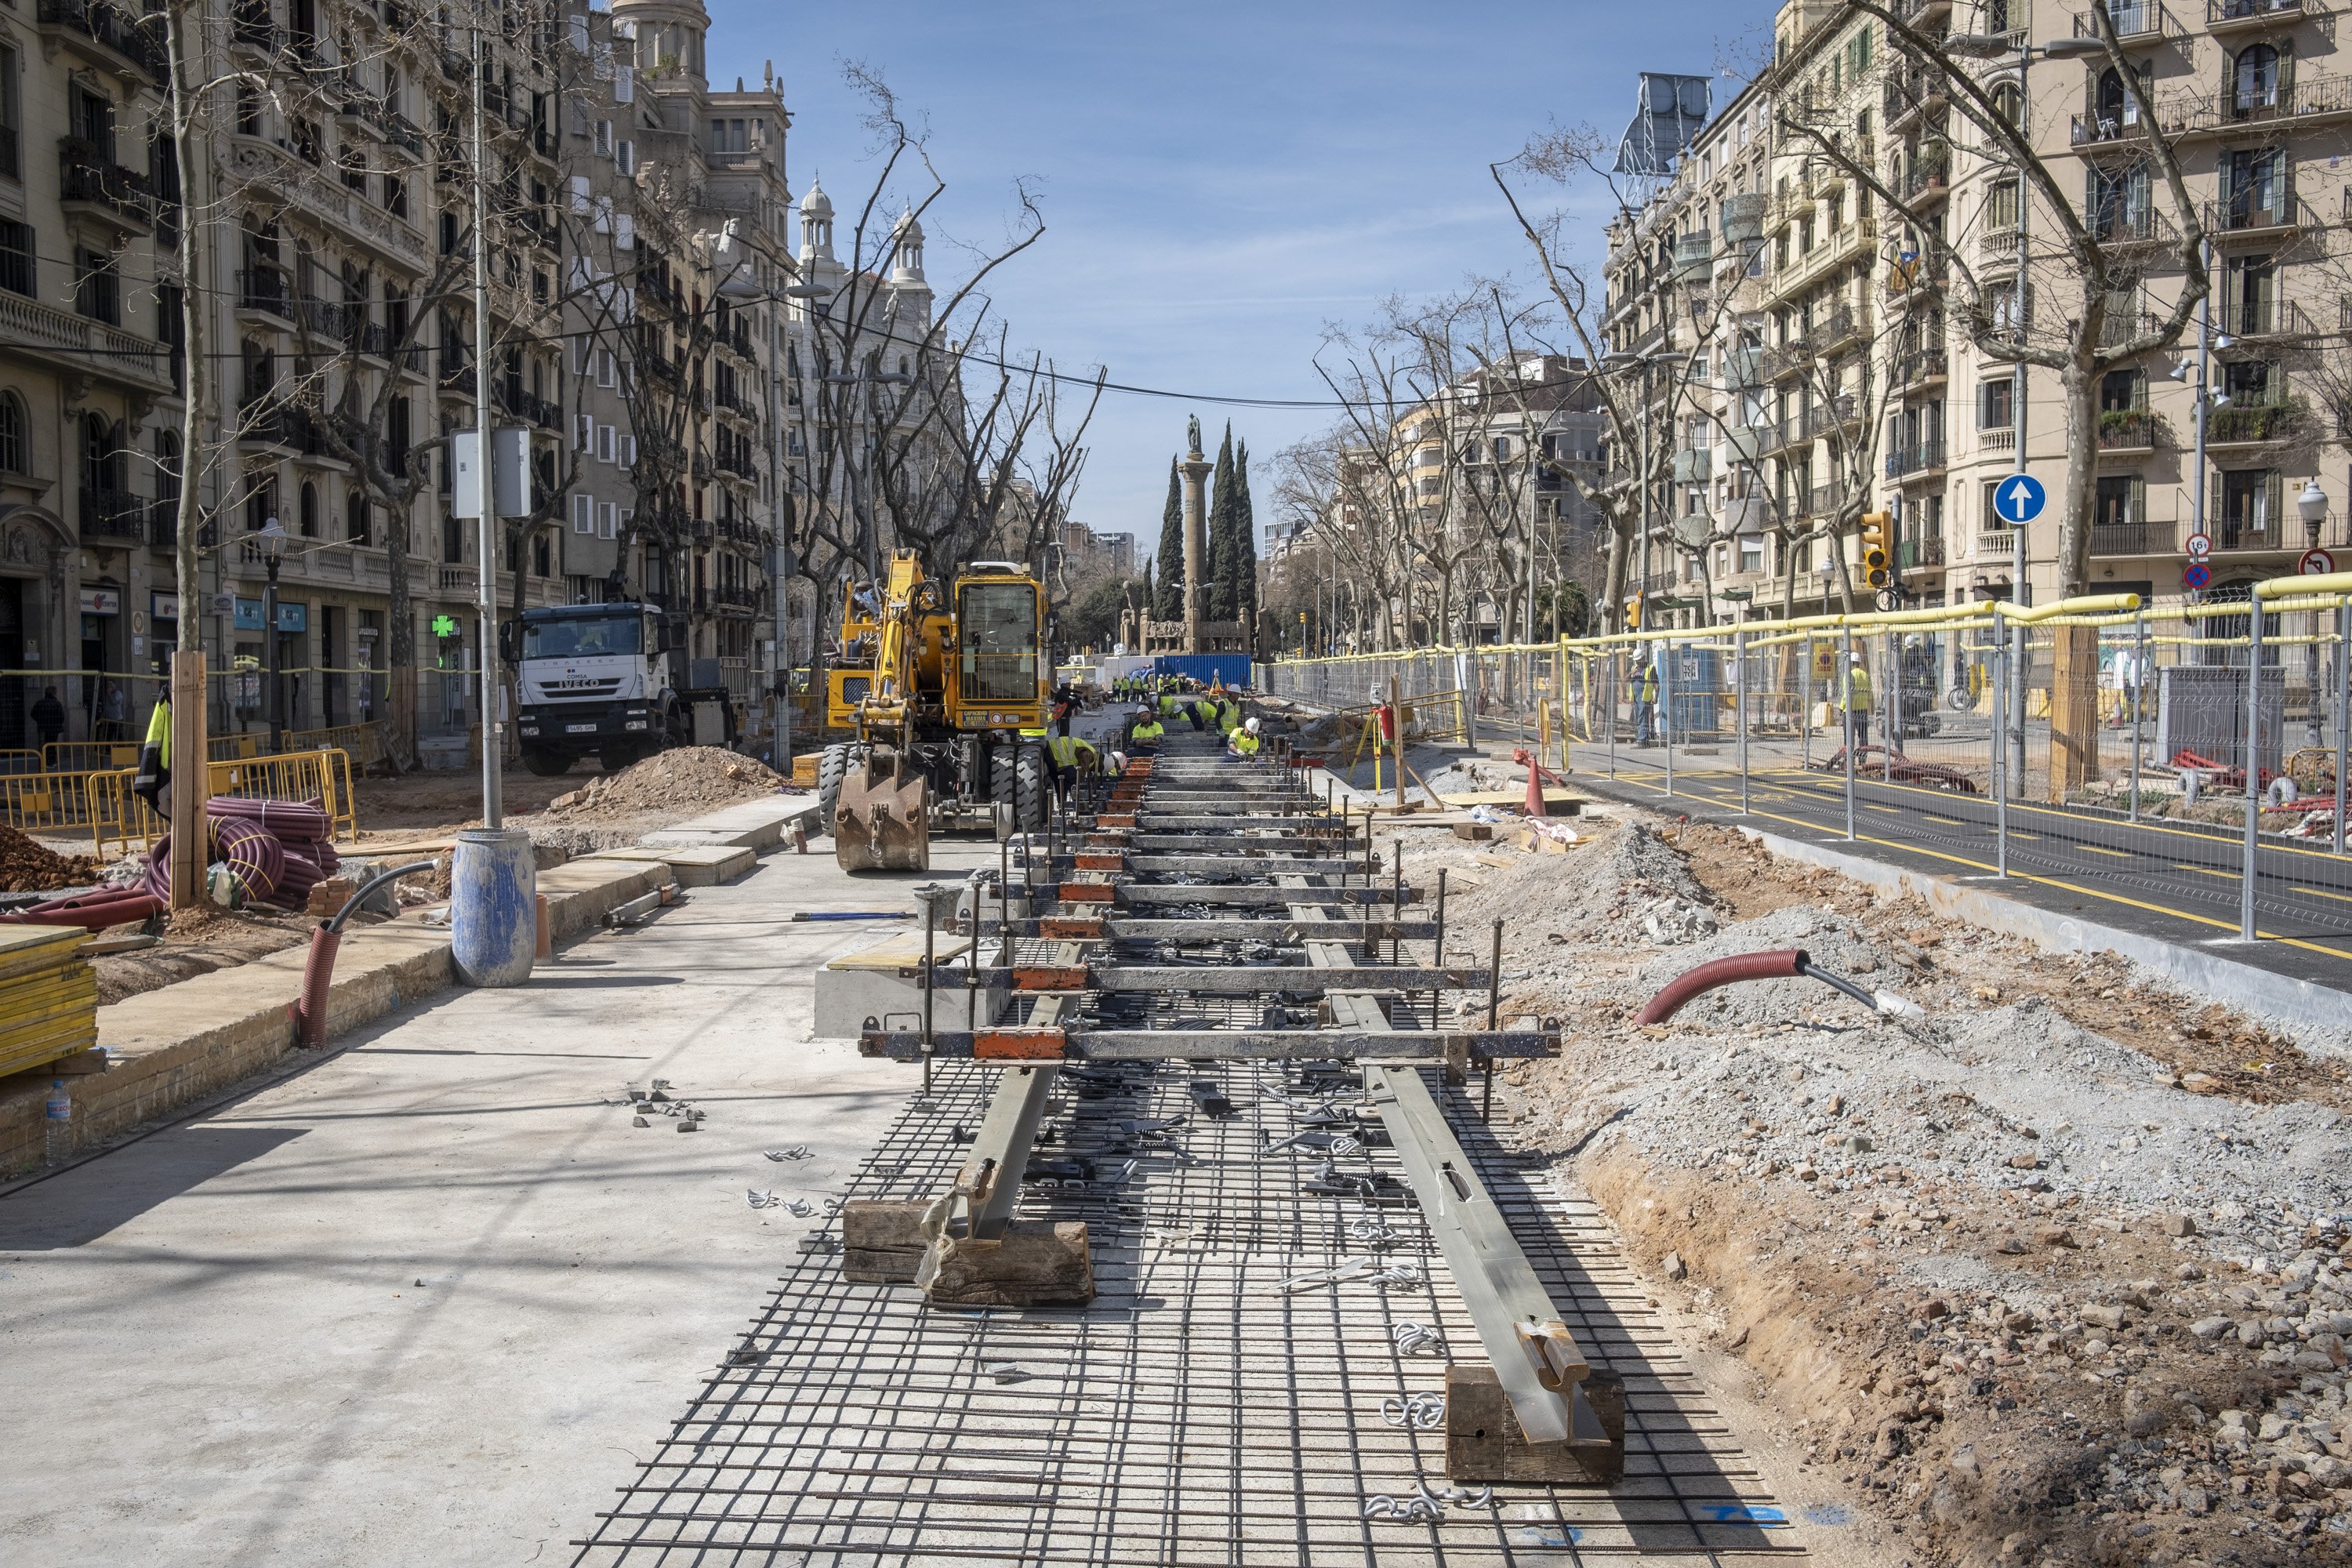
(299, 480), (318, 537)
(1977, 377), (2014, 430)
(0, 218), (30, 296)
(0, 43), (20, 181)
(0, 391), (24, 474)
(74, 248), (120, 325)
(347, 489), (371, 544)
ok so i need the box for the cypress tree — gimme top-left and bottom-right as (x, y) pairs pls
(1230, 440), (1258, 625)
(1206, 425), (1236, 621)
(1152, 456), (1185, 620)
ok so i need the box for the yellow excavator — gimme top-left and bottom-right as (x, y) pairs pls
(818, 550), (1052, 870)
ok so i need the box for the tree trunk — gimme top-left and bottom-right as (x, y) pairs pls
(2048, 360), (2102, 800)
(1600, 519), (1629, 633)
(387, 514), (417, 769)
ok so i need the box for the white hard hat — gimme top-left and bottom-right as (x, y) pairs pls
(1245, 717), (1261, 734)
(1849, 652), (1865, 663)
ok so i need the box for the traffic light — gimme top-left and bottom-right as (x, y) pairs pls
(1860, 511), (1893, 588)
(1624, 596), (1642, 630)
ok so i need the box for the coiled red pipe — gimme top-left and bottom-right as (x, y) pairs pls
(1635, 949), (1806, 1025)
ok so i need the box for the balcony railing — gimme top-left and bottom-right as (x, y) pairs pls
(234, 269), (289, 317)
(2224, 296), (2317, 340)
(2206, 400), (2302, 444)
(58, 139), (154, 225)
(35, 0), (169, 86)
(1885, 437), (1947, 478)
(1897, 347), (1948, 387)
(2097, 409), (2163, 449)
(2074, 0), (2174, 40)
(78, 487), (147, 543)
(2164, 70), (2352, 135)
(2083, 201), (2180, 249)
(2091, 521), (2165, 555)
(1900, 154), (1951, 204)
(2097, 308), (2161, 348)
(2207, 0), (2299, 27)
(2206, 190), (2314, 238)
(1898, 535), (1947, 570)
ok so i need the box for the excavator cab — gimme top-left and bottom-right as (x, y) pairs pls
(827, 555), (1050, 872)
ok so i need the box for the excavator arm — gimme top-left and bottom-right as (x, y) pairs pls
(837, 551), (938, 870)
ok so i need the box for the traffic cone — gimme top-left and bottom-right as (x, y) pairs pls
(1519, 748), (1548, 818)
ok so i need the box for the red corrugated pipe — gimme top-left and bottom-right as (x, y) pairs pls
(1637, 947), (1921, 1026)
(294, 860), (438, 1048)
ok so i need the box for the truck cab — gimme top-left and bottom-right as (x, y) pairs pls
(514, 603), (670, 775)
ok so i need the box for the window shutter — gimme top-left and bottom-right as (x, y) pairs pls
(597, 424), (615, 463)
(615, 212), (633, 250)
(2129, 475), (2145, 528)
(622, 434), (637, 467)
(567, 14), (587, 52)
(2279, 36), (2295, 98)
(615, 65), (633, 104)
(568, 175), (590, 214)
(572, 493), (592, 532)
(2209, 471), (2223, 532)
(2263, 471), (2283, 530)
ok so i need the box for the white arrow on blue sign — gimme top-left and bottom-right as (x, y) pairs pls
(1994, 474), (2047, 524)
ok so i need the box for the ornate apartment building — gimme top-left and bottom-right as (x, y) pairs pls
(1601, 0), (2348, 644)
(0, 0), (794, 753)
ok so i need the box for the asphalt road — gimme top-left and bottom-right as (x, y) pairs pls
(1586, 753), (2352, 979)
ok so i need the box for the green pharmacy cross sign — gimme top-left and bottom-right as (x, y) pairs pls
(432, 614), (460, 638)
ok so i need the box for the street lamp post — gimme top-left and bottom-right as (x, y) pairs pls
(257, 517), (289, 752)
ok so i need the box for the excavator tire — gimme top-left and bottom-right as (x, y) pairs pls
(989, 747), (1016, 812)
(1014, 744), (1047, 831)
(816, 743), (851, 830)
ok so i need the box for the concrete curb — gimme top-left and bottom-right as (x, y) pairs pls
(1744, 827), (2352, 1050)
(0, 795), (823, 1178)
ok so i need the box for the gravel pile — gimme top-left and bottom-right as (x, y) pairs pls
(543, 747), (781, 821)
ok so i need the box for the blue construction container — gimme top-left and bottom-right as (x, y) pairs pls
(1154, 654), (1254, 689)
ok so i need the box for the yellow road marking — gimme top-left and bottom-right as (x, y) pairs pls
(1924, 815), (1963, 826)
(2174, 864), (2238, 880)
(2076, 844), (2133, 858)
(2292, 885), (2352, 907)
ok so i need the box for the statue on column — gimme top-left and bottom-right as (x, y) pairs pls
(1186, 414), (1202, 456)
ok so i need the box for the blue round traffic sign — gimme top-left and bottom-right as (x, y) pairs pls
(1994, 474), (2047, 524)
(2183, 561), (2213, 590)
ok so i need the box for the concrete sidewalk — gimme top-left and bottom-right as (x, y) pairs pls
(0, 828), (992, 1566)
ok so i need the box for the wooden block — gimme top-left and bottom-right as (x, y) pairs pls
(1443, 1363), (1625, 1486)
(916, 1220), (1094, 1307)
(1452, 822), (1494, 840)
(1475, 852), (1517, 870)
(839, 1199), (931, 1283)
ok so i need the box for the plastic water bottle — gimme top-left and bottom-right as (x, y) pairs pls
(44, 1078), (70, 1166)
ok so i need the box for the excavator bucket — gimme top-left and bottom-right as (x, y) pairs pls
(835, 752), (931, 871)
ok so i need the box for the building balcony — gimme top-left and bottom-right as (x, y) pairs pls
(1885, 437), (1947, 481)
(1896, 347), (1948, 390)
(78, 487), (147, 544)
(59, 140), (154, 234)
(2082, 201), (2180, 252)
(2206, 0), (2302, 34)
(1760, 340), (1812, 383)
(1973, 527), (2018, 561)
(2162, 71), (2352, 138)
(2205, 399), (2303, 447)
(1802, 398), (1856, 441)
(2074, 0), (2176, 42)
(0, 282), (172, 395)
(228, 3), (276, 53)
(1671, 447), (1711, 483)
(2205, 192), (2321, 245)
(1815, 303), (1860, 354)
(713, 585), (760, 614)
(234, 269), (292, 320)
(2228, 297), (2320, 342)
(2097, 308), (2161, 349)
(1894, 0), (1951, 23)
(2090, 521), (2167, 555)
(34, 0), (169, 89)
(2096, 409), (2165, 452)
(1900, 154), (1951, 207)
(1898, 535), (1947, 570)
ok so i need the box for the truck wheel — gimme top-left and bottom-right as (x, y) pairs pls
(816, 743), (851, 829)
(521, 747), (573, 778)
(989, 746), (1015, 809)
(1014, 744), (1047, 831)
(598, 745), (643, 773)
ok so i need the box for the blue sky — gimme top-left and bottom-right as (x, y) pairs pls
(709, 1), (1759, 545)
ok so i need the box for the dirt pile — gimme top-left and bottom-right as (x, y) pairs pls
(1464, 803), (2352, 1566)
(0, 825), (102, 893)
(543, 747), (781, 821)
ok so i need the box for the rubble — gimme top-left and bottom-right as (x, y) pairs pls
(1463, 808), (2352, 1566)
(0, 825), (102, 893)
(542, 746), (783, 821)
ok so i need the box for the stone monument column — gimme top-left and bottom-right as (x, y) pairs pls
(1179, 423), (1211, 655)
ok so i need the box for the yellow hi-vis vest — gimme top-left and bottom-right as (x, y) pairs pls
(1231, 731), (1261, 757)
(1047, 734), (1080, 768)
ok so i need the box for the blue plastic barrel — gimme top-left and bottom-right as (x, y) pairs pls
(452, 827), (537, 986)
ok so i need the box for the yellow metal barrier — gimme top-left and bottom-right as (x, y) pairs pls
(42, 741), (139, 775)
(282, 720), (386, 768)
(0, 749), (41, 775)
(1, 770), (100, 837)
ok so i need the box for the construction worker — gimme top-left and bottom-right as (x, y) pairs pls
(1046, 731), (1086, 804)
(1226, 716), (1263, 758)
(1129, 710), (1165, 756)
(1635, 657), (1660, 746)
(132, 684), (171, 813)
(1218, 693), (1241, 735)
(1841, 652), (1875, 750)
